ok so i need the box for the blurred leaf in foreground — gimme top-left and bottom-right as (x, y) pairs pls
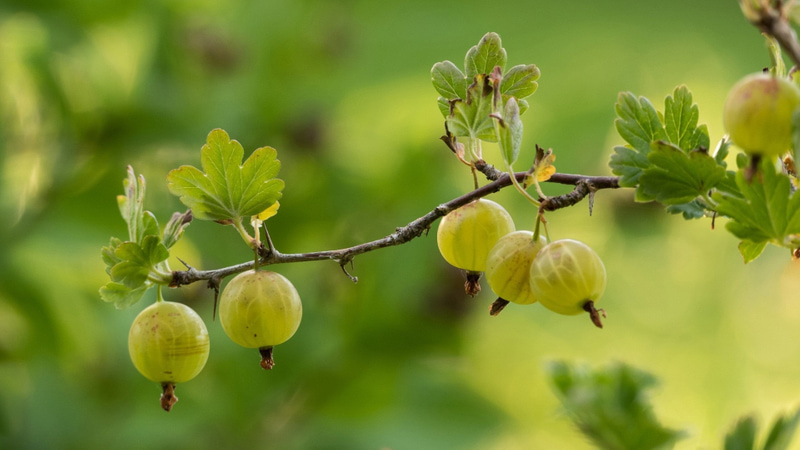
(547, 361), (686, 450)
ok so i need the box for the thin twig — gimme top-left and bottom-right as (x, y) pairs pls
(171, 168), (620, 287)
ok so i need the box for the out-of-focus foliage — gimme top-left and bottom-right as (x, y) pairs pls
(548, 361), (686, 450)
(1, 0), (798, 449)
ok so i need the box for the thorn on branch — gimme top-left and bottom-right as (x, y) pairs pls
(338, 258), (358, 283)
(208, 276), (221, 321)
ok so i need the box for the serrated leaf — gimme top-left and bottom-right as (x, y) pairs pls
(714, 159), (800, 251)
(639, 141), (727, 205)
(724, 416), (757, 450)
(111, 235), (169, 288)
(664, 85), (708, 152)
(500, 64), (540, 99)
(446, 74), (497, 142)
(738, 240), (768, 263)
(431, 60), (467, 100)
(495, 97), (523, 166)
(610, 145), (651, 187)
(615, 92), (667, 154)
(167, 129), (284, 221)
(99, 282), (149, 309)
(101, 237), (123, 275)
(162, 210), (192, 250)
(465, 32), (507, 79)
(547, 361), (686, 450)
(666, 200), (706, 220)
(763, 407), (800, 450)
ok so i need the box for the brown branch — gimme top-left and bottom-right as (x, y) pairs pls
(171, 165), (620, 288)
(742, 0), (800, 68)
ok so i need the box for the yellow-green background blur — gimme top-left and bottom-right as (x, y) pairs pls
(1, 1), (797, 449)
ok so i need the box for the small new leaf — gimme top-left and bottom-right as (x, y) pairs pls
(111, 235), (169, 289)
(101, 237), (123, 275)
(431, 61), (467, 100)
(494, 97), (523, 166)
(167, 129), (284, 221)
(639, 141), (727, 205)
(664, 85), (709, 152)
(99, 282), (149, 310)
(714, 159), (800, 256)
(446, 74), (497, 142)
(162, 210), (192, 250)
(500, 64), (540, 99)
(465, 32), (507, 80)
(738, 240), (768, 264)
(117, 166), (159, 244)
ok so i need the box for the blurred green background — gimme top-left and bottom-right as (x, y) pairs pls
(1, 0), (797, 449)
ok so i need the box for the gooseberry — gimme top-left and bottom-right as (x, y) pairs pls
(723, 73), (800, 157)
(219, 270), (303, 370)
(528, 239), (607, 328)
(436, 198), (515, 295)
(128, 300), (210, 411)
(484, 230), (547, 314)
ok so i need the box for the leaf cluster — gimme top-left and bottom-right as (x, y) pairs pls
(99, 129), (285, 308)
(100, 167), (191, 308)
(609, 85), (734, 209)
(431, 33), (539, 152)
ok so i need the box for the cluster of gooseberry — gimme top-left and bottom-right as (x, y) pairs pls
(436, 198), (607, 328)
(127, 270), (302, 411)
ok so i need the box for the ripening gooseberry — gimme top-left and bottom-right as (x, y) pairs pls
(723, 73), (800, 157)
(436, 199), (515, 294)
(219, 270), (302, 370)
(528, 239), (607, 328)
(484, 231), (547, 314)
(128, 300), (210, 411)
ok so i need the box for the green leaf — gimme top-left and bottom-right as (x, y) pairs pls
(167, 129), (285, 221)
(763, 407), (800, 450)
(117, 166), (159, 244)
(465, 32), (507, 80)
(715, 137), (732, 167)
(767, 35), (787, 78)
(664, 85), (708, 152)
(615, 92), (667, 154)
(111, 235), (169, 289)
(738, 240), (768, 264)
(446, 74), (497, 142)
(431, 61), (467, 100)
(792, 109), (800, 165)
(517, 98), (529, 115)
(101, 237), (123, 275)
(724, 416), (757, 450)
(638, 141), (727, 205)
(495, 97), (523, 166)
(99, 282), (149, 310)
(500, 64), (540, 99)
(666, 200), (706, 220)
(162, 210), (192, 250)
(714, 159), (800, 252)
(609, 145), (651, 187)
(547, 361), (686, 450)
(437, 97), (450, 117)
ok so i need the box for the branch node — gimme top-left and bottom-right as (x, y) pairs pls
(338, 258), (358, 283)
